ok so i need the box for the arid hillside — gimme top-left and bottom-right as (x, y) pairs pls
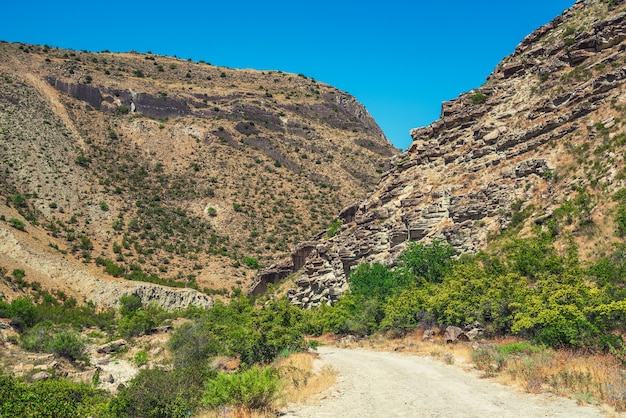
(257, 0), (626, 306)
(0, 42), (397, 307)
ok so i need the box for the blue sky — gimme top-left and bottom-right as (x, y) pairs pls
(1, 1), (574, 149)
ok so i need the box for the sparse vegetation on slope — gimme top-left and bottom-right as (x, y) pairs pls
(0, 41), (397, 302)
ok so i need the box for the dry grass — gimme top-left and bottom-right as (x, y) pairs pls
(274, 351), (338, 406)
(500, 349), (626, 411)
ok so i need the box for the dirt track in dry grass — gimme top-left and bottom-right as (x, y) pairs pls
(281, 346), (611, 418)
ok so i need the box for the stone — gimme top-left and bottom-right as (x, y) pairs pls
(97, 339), (127, 354)
(31, 371), (51, 381)
(444, 326), (468, 343)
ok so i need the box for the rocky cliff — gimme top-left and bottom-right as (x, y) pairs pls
(254, 0), (626, 307)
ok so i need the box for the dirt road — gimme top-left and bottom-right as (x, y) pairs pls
(281, 346), (609, 418)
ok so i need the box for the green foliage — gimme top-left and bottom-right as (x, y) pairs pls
(0, 373), (110, 418)
(495, 341), (542, 356)
(118, 309), (158, 338)
(502, 233), (566, 281)
(51, 330), (88, 362)
(109, 366), (214, 418)
(511, 272), (602, 348)
(7, 217), (25, 231)
(613, 188), (626, 236)
(119, 295), (142, 316)
(326, 219), (343, 238)
(95, 257), (126, 277)
(381, 285), (428, 331)
(202, 366), (281, 410)
(349, 262), (401, 301)
(12, 193), (27, 208)
(7, 297), (37, 330)
(428, 263), (528, 333)
(134, 350), (148, 366)
(243, 257), (259, 269)
(169, 296), (308, 367)
(20, 322), (87, 362)
(470, 92), (488, 105)
(397, 240), (456, 284)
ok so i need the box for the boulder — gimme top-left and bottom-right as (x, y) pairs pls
(444, 326), (468, 343)
(31, 371), (51, 381)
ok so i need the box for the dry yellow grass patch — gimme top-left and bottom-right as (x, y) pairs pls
(275, 351), (338, 406)
(500, 349), (626, 411)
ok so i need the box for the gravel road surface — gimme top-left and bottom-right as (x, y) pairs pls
(281, 346), (609, 418)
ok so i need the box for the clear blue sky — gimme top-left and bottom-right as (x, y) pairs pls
(1, 1), (574, 150)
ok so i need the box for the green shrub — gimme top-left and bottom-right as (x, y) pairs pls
(119, 295), (142, 316)
(20, 321), (54, 352)
(349, 263), (399, 301)
(202, 366), (281, 409)
(134, 350), (148, 366)
(109, 366), (213, 418)
(20, 323), (87, 362)
(397, 240), (456, 284)
(118, 310), (157, 338)
(51, 330), (87, 362)
(470, 93), (488, 105)
(0, 373), (110, 418)
(7, 218), (25, 231)
(12, 193), (27, 208)
(243, 257), (259, 269)
(326, 219), (342, 238)
(7, 297), (37, 330)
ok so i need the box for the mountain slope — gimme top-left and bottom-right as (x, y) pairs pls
(265, 0), (626, 306)
(0, 42), (397, 307)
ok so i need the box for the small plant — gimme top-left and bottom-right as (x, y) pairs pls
(134, 350), (148, 366)
(7, 218), (25, 231)
(326, 219), (343, 238)
(470, 93), (488, 105)
(99, 201), (109, 211)
(207, 207), (217, 217)
(244, 257), (259, 269)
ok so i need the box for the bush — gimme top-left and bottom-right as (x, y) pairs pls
(470, 92), (488, 105)
(51, 330), (87, 362)
(349, 263), (399, 301)
(243, 257), (259, 269)
(109, 366), (214, 418)
(0, 373), (110, 417)
(118, 310), (158, 338)
(119, 294), (142, 316)
(8, 297), (37, 330)
(20, 323), (87, 362)
(7, 218), (25, 231)
(202, 366), (281, 409)
(326, 219), (343, 238)
(396, 240), (455, 284)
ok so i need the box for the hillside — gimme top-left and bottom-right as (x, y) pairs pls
(0, 42), (397, 307)
(256, 0), (626, 306)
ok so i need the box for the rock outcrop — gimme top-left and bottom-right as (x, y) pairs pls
(254, 0), (626, 307)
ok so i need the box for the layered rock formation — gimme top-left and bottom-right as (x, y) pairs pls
(253, 0), (626, 307)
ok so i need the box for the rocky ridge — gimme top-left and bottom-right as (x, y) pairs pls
(253, 0), (626, 307)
